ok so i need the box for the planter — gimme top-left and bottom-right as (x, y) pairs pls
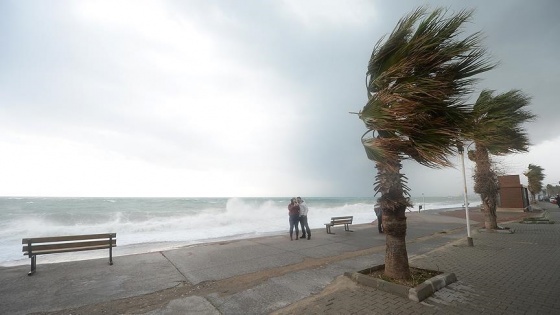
(345, 264), (457, 302)
(478, 226), (515, 233)
(520, 218), (555, 224)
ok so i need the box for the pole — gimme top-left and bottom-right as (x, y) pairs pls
(459, 147), (474, 246)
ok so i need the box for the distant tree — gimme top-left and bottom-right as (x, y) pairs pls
(524, 164), (545, 203)
(359, 7), (494, 280)
(465, 90), (535, 229)
(546, 184), (560, 196)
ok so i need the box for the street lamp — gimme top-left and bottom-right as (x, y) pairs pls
(457, 142), (474, 247)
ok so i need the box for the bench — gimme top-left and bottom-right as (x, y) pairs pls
(324, 216), (354, 234)
(22, 233), (116, 275)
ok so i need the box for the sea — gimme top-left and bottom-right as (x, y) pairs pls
(0, 196), (480, 267)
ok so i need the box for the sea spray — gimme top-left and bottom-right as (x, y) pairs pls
(0, 196), (480, 266)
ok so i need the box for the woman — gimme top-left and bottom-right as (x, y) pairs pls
(288, 198), (300, 240)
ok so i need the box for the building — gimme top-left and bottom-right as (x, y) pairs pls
(497, 175), (530, 211)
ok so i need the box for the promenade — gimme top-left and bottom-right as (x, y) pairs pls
(1, 202), (558, 314)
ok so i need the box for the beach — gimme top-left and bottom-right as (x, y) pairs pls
(1, 203), (542, 315)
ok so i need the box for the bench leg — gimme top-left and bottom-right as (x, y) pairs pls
(28, 255), (36, 276)
(109, 237), (114, 265)
(345, 224), (354, 232)
(108, 235), (114, 265)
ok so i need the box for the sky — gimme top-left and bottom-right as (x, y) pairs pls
(1, 0), (559, 198)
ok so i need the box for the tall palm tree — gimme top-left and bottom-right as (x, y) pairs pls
(359, 7), (494, 280)
(525, 164), (545, 203)
(466, 90), (535, 229)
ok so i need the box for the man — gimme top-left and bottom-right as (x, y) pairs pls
(297, 197), (311, 240)
(374, 204), (383, 233)
(556, 194), (560, 208)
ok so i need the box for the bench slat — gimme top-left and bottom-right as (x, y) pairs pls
(23, 240), (117, 254)
(24, 244), (115, 256)
(331, 219), (352, 223)
(22, 233), (116, 244)
(330, 216), (353, 220)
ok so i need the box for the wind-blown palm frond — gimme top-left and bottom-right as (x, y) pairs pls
(469, 89), (535, 155)
(360, 7), (495, 171)
(524, 164), (545, 202)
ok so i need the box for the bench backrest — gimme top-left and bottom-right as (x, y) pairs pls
(22, 233), (116, 255)
(331, 216), (353, 223)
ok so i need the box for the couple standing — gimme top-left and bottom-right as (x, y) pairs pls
(288, 197), (311, 240)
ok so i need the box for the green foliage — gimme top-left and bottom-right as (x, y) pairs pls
(467, 90), (536, 155)
(524, 164), (545, 197)
(360, 7), (495, 174)
(546, 184), (560, 196)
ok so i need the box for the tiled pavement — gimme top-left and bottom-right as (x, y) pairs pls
(277, 202), (560, 314)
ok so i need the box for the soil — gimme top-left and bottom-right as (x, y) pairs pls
(363, 267), (442, 288)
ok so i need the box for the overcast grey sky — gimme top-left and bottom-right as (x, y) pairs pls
(1, 0), (559, 198)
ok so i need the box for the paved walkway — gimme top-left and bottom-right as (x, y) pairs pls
(0, 202), (557, 314)
(278, 201), (560, 314)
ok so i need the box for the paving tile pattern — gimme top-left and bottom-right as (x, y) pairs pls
(283, 205), (560, 314)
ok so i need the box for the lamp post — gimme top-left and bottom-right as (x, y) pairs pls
(458, 142), (474, 247)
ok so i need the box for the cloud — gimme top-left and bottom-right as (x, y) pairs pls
(1, 0), (558, 197)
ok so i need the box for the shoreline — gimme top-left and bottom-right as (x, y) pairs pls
(1, 205), (523, 268)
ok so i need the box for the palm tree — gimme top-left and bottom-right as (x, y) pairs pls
(525, 164), (545, 203)
(466, 90), (535, 229)
(359, 7), (494, 280)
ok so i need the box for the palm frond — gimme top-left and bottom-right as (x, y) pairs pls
(470, 89), (536, 155)
(360, 7), (495, 171)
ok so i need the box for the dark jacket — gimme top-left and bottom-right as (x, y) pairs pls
(288, 203), (300, 216)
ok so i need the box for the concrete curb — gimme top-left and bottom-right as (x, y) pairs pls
(409, 272), (457, 302)
(345, 266), (457, 302)
(477, 227), (515, 233)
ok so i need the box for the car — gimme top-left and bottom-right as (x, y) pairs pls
(551, 197), (558, 204)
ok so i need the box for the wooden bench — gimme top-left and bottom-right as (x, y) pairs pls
(22, 233), (116, 275)
(324, 216), (354, 234)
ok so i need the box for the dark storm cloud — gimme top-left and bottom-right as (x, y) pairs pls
(1, 0), (558, 197)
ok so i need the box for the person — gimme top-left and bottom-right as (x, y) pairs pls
(556, 194), (560, 208)
(374, 204), (383, 233)
(297, 197), (311, 240)
(288, 198), (300, 240)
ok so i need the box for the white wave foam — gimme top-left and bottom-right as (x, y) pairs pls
(0, 197), (481, 265)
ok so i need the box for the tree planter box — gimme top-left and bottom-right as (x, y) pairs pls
(520, 218), (555, 224)
(478, 226), (515, 233)
(345, 264), (457, 302)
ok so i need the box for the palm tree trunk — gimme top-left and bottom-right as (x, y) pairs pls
(473, 145), (499, 229)
(481, 194), (498, 229)
(376, 158), (411, 280)
(384, 206), (410, 279)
